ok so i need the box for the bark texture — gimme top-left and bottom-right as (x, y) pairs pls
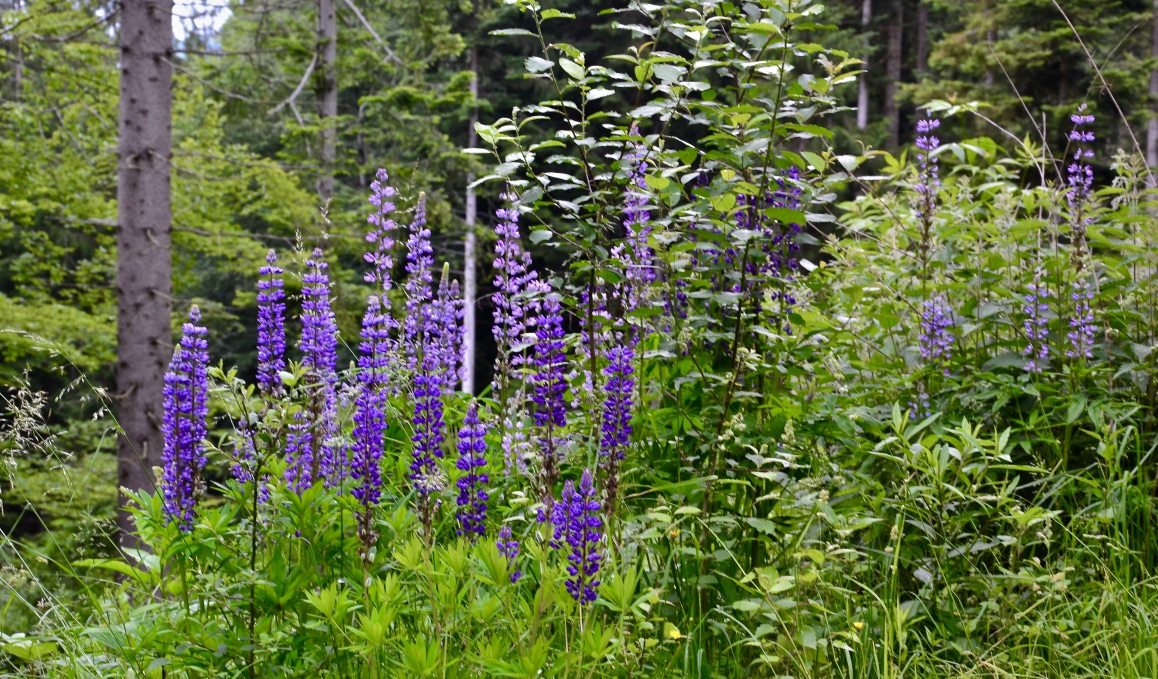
(857, 0), (871, 130)
(116, 0), (173, 548)
(884, 0), (903, 149)
(463, 45), (479, 395)
(1148, 0), (1158, 174)
(316, 0), (338, 199)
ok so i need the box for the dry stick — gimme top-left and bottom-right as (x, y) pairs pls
(269, 53), (317, 117)
(338, 0), (404, 66)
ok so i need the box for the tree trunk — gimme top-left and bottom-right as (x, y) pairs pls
(884, 0), (903, 149)
(463, 45), (479, 395)
(116, 0), (173, 550)
(316, 0), (338, 199)
(916, 0), (928, 75)
(857, 0), (871, 130)
(1148, 0), (1158, 174)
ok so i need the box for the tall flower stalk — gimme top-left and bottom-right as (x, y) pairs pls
(161, 307), (210, 531)
(256, 250), (286, 399)
(492, 192), (537, 474)
(550, 470), (603, 604)
(1065, 106), (1098, 361)
(1024, 272), (1050, 373)
(351, 294), (391, 561)
(455, 401), (488, 539)
(530, 282), (567, 499)
(914, 117), (941, 285)
(299, 249), (342, 487)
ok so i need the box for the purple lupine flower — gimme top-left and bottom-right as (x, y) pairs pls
(1066, 105), (1096, 264)
(364, 168), (401, 361)
(496, 524), (522, 583)
(550, 470), (603, 604)
(411, 353), (447, 535)
(1023, 274), (1050, 373)
(404, 193), (435, 372)
(492, 194), (536, 358)
(431, 264), (464, 393)
(599, 344), (634, 509)
(1066, 281), (1096, 360)
(492, 193), (539, 474)
(914, 118), (941, 225)
(908, 383), (931, 421)
(161, 306), (210, 531)
(230, 421), (269, 505)
(919, 294), (954, 376)
(256, 250), (286, 398)
(530, 281), (567, 496)
(299, 250), (344, 487)
(455, 401), (488, 538)
(283, 410), (315, 493)
(622, 133), (656, 306)
(351, 294), (392, 558)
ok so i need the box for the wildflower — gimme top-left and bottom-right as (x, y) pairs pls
(404, 193), (435, 372)
(908, 383), (931, 421)
(492, 192), (538, 473)
(431, 263), (464, 394)
(550, 470), (603, 604)
(621, 133), (656, 308)
(919, 294), (954, 376)
(161, 306), (210, 531)
(1066, 105), (1096, 267)
(283, 410), (314, 493)
(530, 282), (567, 496)
(1066, 280), (1096, 360)
(351, 294), (392, 559)
(914, 118), (941, 224)
(299, 250), (343, 486)
(455, 402), (488, 539)
(1023, 274), (1050, 372)
(256, 250), (286, 398)
(411, 354), (447, 536)
(496, 525), (522, 583)
(599, 344), (634, 509)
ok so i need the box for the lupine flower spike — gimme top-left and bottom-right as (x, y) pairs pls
(298, 250), (343, 487)
(492, 192), (538, 474)
(161, 306), (210, 531)
(256, 250), (286, 398)
(455, 401), (488, 539)
(550, 470), (603, 604)
(496, 525), (522, 583)
(530, 282), (567, 499)
(919, 294), (954, 377)
(1023, 272), (1050, 373)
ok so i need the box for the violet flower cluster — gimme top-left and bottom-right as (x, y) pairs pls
(455, 401), (489, 538)
(161, 306), (210, 531)
(492, 193), (539, 473)
(599, 344), (634, 506)
(550, 470), (603, 604)
(1066, 281), (1096, 360)
(530, 282), (568, 494)
(404, 194), (435, 372)
(283, 410), (315, 494)
(914, 118), (941, 227)
(1023, 275), (1050, 373)
(1066, 105), (1095, 265)
(431, 265), (464, 393)
(496, 525), (522, 583)
(351, 295), (391, 518)
(299, 249), (343, 486)
(256, 250), (286, 397)
(919, 295), (954, 376)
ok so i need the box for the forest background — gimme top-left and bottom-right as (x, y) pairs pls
(4, 0), (1158, 675)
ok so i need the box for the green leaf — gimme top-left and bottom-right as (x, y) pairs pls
(559, 58), (585, 80)
(525, 56), (553, 74)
